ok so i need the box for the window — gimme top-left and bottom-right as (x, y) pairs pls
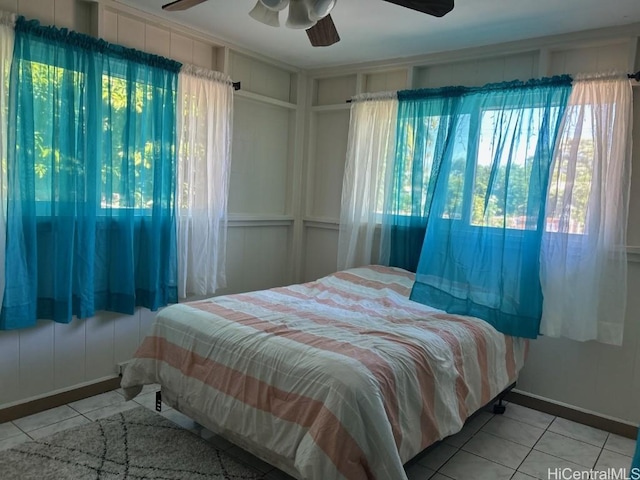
(385, 103), (592, 233)
(27, 58), (168, 214)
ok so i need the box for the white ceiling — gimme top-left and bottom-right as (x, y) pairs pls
(115, 0), (640, 69)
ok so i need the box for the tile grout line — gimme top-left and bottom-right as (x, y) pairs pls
(515, 416), (612, 477)
(592, 447), (605, 470)
(463, 408), (559, 478)
(435, 413), (508, 478)
(461, 429), (535, 471)
(436, 412), (496, 474)
(67, 404), (83, 415)
(510, 415), (550, 479)
(482, 415), (550, 450)
(7, 420), (30, 440)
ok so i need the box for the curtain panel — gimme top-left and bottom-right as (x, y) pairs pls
(1, 17), (181, 330)
(407, 77), (573, 339)
(337, 92), (397, 270)
(540, 74), (632, 345)
(381, 87), (466, 272)
(176, 65), (233, 298)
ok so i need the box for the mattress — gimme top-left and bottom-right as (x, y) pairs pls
(121, 265), (528, 480)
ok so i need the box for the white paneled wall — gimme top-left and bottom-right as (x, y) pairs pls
(302, 68), (412, 275)
(0, 0), (91, 33)
(220, 225), (292, 295)
(313, 75), (357, 106)
(309, 110), (350, 219)
(0, 311), (153, 406)
(548, 41), (631, 75)
(303, 225), (339, 283)
(98, 6), (217, 70)
(414, 51), (540, 87)
(305, 37), (640, 424)
(230, 52), (294, 103)
(364, 69), (408, 93)
(229, 98), (292, 216)
(0, 0), (301, 408)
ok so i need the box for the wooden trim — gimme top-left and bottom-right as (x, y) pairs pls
(304, 218), (339, 230)
(506, 391), (639, 439)
(235, 90), (298, 110)
(0, 377), (121, 424)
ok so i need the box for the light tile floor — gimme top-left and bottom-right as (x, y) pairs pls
(0, 387), (636, 480)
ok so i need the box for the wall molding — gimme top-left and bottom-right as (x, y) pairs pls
(627, 246), (640, 263)
(235, 90), (297, 110)
(304, 218), (339, 230)
(227, 215), (294, 228)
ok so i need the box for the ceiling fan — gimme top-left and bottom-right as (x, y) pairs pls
(161, 0), (454, 47)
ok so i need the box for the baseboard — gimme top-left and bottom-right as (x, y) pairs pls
(2, 378), (636, 441)
(0, 376), (122, 424)
(506, 390), (639, 439)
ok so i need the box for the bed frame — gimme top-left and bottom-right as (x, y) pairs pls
(153, 381), (517, 476)
(154, 382), (516, 417)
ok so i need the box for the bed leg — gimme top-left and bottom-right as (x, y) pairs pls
(492, 383), (515, 414)
(493, 397), (506, 414)
(155, 391), (162, 412)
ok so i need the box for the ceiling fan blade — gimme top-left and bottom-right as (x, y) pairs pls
(383, 0), (454, 17)
(162, 0), (207, 12)
(306, 14), (341, 47)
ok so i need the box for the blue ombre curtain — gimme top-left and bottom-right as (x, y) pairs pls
(406, 77), (572, 338)
(1, 17), (180, 330)
(381, 88), (464, 271)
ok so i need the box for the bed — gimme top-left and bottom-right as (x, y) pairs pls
(121, 265), (528, 480)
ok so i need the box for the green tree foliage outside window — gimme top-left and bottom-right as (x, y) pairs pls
(28, 59), (160, 211)
(386, 107), (593, 234)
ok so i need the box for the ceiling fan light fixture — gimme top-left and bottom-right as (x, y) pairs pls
(286, 0), (316, 29)
(259, 0), (289, 11)
(306, 0), (336, 21)
(249, 1), (280, 27)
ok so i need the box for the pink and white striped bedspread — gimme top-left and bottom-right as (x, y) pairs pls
(121, 266), (527, 480)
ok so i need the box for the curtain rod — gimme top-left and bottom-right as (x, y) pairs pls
(233, 81), (241, 91)
(344, 71), (640, 102)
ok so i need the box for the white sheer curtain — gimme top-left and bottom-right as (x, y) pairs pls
(176, 65), (233, 299)
(337, 92), (398, 270)
(540, 73), (633, 345)
(0, 12), (14, 311)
